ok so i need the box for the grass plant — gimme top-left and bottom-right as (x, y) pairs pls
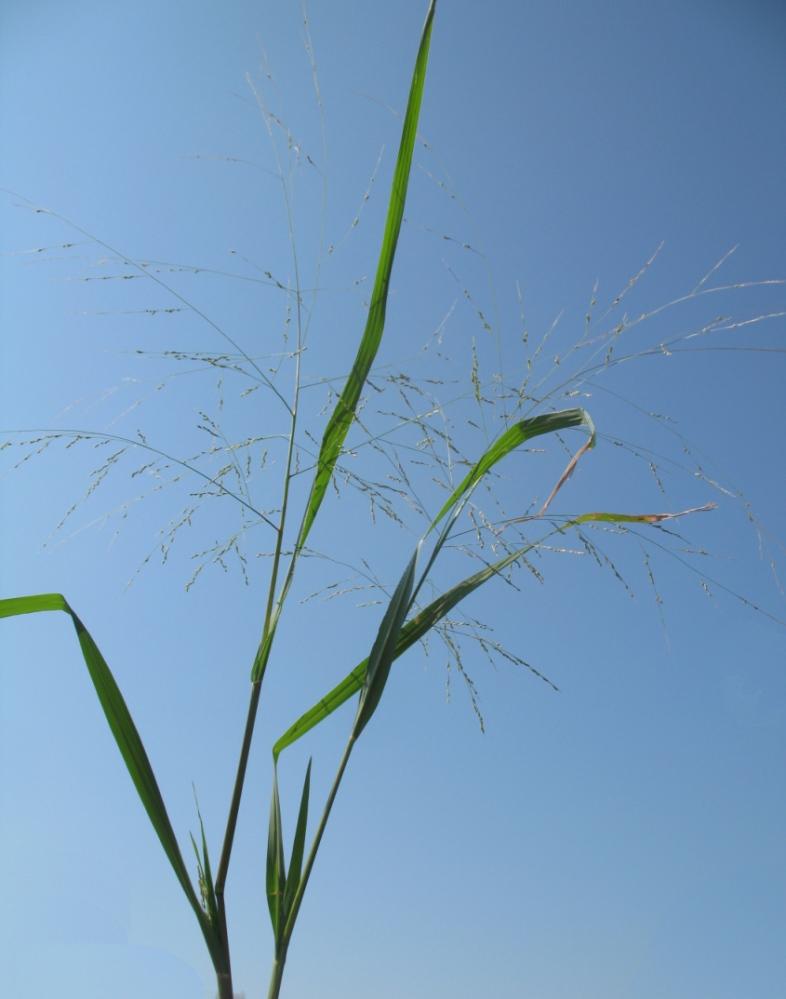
(2, 3), (784, 996)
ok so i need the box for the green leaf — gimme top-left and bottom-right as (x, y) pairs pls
(0, 593), (226, 971)
(190, 793), (219, 929)
(281, 759), (312, 922)
(272, 506), (695, 758)
(410, 484), (478, 612)
(352, 545), (421, 740)
(292, 0), (437, 557)
(273, 541), (526, 759)
(266, 767), (287, 942)
(249, 0), (437, 685)
(430, 408), (595, 530)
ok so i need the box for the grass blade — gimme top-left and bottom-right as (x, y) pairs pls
(272, 506), (704, 757)
(410, 486), (478, 612)
(352, 545), (421, 739)
(573, 504), (715, 525)
(272, 546), (521, 758)
(190, 795), (219, 929)
(281, 758), (312, 921)
(266, 767), (286, 941)
(0, 593), (226, 969)
(293, 0), (437, 554)
(430, 408), (595, 529)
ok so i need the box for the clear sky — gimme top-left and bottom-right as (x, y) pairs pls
(2, 2), (785, 998)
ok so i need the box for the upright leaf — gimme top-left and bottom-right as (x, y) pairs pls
(273, 541), (532, 759)
(352, 546), (421, 739)
(293, 0), (437, 556)
(191, 793), (218, 926)
(266, 768), (287, 941)
(281, 759), (312, 922)
(194, 798), (220, 929)
(250, 0), (438, 685)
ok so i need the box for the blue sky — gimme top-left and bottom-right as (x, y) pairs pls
(2, 2), (785, 997)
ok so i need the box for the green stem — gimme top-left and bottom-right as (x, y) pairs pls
(214, 264), (305, 973)
(216, 971), (234, 999)
(266, 953), (287, 999)
(212, 680), (262, 999)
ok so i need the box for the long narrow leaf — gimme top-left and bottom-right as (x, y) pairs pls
(196, 804), (219, 929)
(281, 758), (312, 922)
(573, 504), (715, 525)
(272, 506), (705, 758)
(0, 593), (225, 968)
(272, 543), (527, 759)
(293, 0), (437, 555)
(189, 798), (219, 930)
(430, 408), (595, 530)
(409, 485), (478, 614)
(266, 767), (286, 941)
(199, 815), (218, 926)
(352, 545), (421, 739)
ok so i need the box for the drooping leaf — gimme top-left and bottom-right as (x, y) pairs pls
(0, 593), (226, 970)
(572, 503), (715, 525)
(429, 408), (595, 530)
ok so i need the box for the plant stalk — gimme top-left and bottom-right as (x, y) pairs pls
(266, 954), (287, 999)
(215, 367), (302, 894)
(212, 684), (264, 999)
(216, 971), (234, 999)
(214, 277), (305, 987)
